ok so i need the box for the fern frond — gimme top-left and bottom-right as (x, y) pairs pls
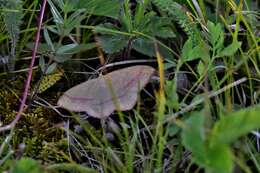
(38, 71), (63, 93)
(152, 0), (201, 45)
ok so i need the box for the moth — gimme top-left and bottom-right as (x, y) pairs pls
(58, 65), (155, 118)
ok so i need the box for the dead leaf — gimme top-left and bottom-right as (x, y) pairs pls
(58, 65), (155, 118)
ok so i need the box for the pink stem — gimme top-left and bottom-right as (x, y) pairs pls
(0, 0), (47, 132)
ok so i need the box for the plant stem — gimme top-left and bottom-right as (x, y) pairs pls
(0, 0), (47, 132)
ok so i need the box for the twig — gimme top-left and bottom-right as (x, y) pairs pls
(0, 0), (47, 132)
(33, 97), (71, 118)
(97, 59), (157, 72)
(165, 77), (248, 122)
(191, 0), (205, 24)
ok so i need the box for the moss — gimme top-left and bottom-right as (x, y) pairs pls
(0, 76), (68, 164)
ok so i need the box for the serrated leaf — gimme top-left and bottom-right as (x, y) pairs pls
(97, 35), (129, 53)
(134, 11), (155, 32)
(132, 37), (154, 57)
(181, 39), (208, 62)
(94, 23), (120, 35)
(76, 0), (121, 19)
(207, 21), (223, 47)
(132, 38), (173, 59)
(149, 16), (175, 38)
(219, 41), (241, 57)
(153, 27), (175, 38)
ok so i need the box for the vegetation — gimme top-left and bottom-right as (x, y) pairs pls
(0, 0), (259, 172)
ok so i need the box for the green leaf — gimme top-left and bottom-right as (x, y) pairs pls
(46, 63), (57, 74)
(219, 41), (241, 57)
(165, 80), (179, 111)
(153, 26), (175, 38)
(181, 38), (193, 61)
(182, 112), (233, 173)
(54, 43), (95, 62)
(210, 105), (260, 146)
(149, 17), (175, 38)
(46, 163), (97, 173)
(66, 43), (96, 54)
(132, 37), (173, 59)
(134, 2), (146, 27)
(39, 56), (46, 72)
(54, 54), (72, 63)
(197, 60), (206, 76)
(54, 0), (65, 9)
(164, 59), (176, 70)
(56, 43), (78, 54)
(61, 0), (80, 13)
(121, 2), (133, 32)
(54, 44), (78, 62)
(48, 0), (64, 24)
(206, 145), (233, 173)
(182, 112), (207, 165)
(43, 28), (55, 51)
(132, 37), (154, 57)
(181, 39), (208, 62)
(76, 0), (121, 19)
(207, 21), (224, 48)
(181, 98), (260, 173)
(192, 43), (207, 60)
(167, 123), (180, 137)
(26, 43), (52, 54)
(11, 157), (45, 173)
(63, 9), (86, 36)
(94, 23), (121, 35)
(93, 4), (175, 57)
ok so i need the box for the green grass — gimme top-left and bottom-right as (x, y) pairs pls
(0, 0), (259, 172)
